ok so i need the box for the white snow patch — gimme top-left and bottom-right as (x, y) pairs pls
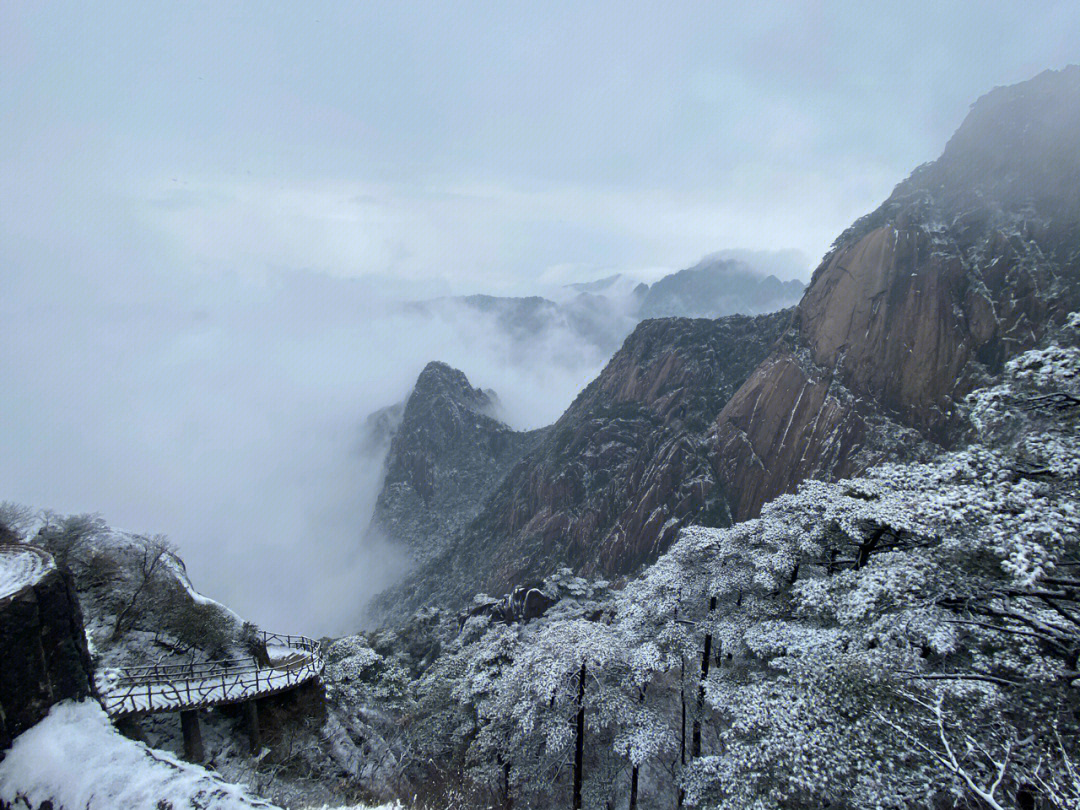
(0, 701), (396, 810)
(0, 545), (54, 600)
(0, 700), (276, 809)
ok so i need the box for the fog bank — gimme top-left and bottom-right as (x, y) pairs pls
(0, 269), (614, 635)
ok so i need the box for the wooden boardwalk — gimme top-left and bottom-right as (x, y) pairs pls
(97, 632), (324, 718)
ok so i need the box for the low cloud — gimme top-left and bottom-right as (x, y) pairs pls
(137, 176), (830, 296)
(0, 266), (613, 635)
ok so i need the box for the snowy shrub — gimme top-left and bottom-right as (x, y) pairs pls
(0, 501), (35, 541)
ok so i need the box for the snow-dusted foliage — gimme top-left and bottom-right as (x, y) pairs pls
(28, 516), (246, 671)
(342, 317), (1080, 809)
(607, 317), (1080, 809)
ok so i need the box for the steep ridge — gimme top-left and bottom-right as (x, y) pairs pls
(372, 311), (790, 620)
(709, 65), (1080, 519)
(638, 257), (804, 319)
(367, 361), (547, 563)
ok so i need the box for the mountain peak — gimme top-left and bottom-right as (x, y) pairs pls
(637, 257), (804, 319)
(924, 63), (1080, 217)
(366, 362), (545, 565)
(411, 361), (497, 418)
(832, 65), (1080, 259)
(712, 66), (1080, 521)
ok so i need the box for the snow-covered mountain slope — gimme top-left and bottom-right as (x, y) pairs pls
(0, 701), (276, 810)
(31, 517), (247, 671)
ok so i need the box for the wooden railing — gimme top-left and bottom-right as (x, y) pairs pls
(97, 632), (324, 717)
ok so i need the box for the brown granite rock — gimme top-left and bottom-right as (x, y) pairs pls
(373, 311), (791, 620)
(708, 66), (1080, 520)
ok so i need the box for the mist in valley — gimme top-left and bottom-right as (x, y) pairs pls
(5, 0), (1071, 640)
(2, 260), (640, 635)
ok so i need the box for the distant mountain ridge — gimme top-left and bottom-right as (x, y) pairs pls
(403, 255), (806, 358)
(638, 257), (805, 319)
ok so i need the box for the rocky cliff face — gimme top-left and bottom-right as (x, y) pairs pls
(370, 67), (1079, 621)
(709, 65), (1080, 519)
(372, 311), (790, 620)
(368, 361), (547, 563)
(0, 545), (94, 756)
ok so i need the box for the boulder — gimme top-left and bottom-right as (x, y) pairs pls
(0, 545), (94, 757)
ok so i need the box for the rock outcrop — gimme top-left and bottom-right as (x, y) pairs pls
(0, 545), (94, 756)
(368, 361), (548, 563)
(459, 585), (556, 628)
(372, 311), (790, 620)
(709, 65), (1080, 519)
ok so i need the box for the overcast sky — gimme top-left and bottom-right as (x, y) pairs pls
(2, 2), (1079, 631)
(4, 1), (1079, 295)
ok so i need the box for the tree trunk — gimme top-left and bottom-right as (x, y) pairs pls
(574, 661), (587, 810)
(494, 751), (512, 809)
(629, 681), (647, 810)
(691, 595), (717, 759)
(855, 527), (887, 569)
(678, 655), (686, 809)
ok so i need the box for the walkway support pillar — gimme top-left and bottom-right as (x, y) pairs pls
(244, 699), (261, 754)
(180, 709), (204, 762)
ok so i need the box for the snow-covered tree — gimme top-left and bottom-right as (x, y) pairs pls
(612, 314), (1080, 808)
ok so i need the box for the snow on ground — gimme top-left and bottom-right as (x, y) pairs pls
(0, 544), (53, 600)
(265, 644), (304, 665)
(0, 700), (402, 810)
(165, 552), (244, 622)
(0, 700), (276, 809)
